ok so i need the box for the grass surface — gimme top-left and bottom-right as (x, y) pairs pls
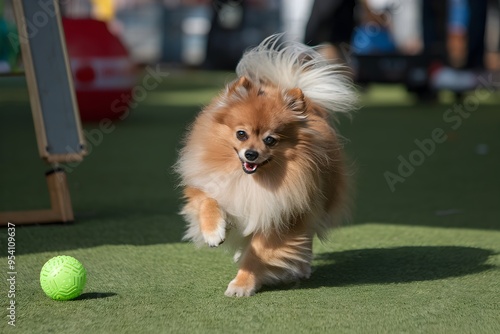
(1, 71), (499, 333)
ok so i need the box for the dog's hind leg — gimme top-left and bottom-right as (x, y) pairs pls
(225, 226), (313, 297)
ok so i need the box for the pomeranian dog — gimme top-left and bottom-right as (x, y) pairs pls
(175, 35), (356, 297)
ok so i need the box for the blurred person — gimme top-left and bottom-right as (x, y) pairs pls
(204, 0), (280, 70)
(446, 0), (469, 68)
(426, 0), (488, 91)
(463, 0), (487, 69)
(205, 0), (247, 69)
(304, 0), (421, 60)
(351, 0), (397, 55)
(485, 0), (500, 71)
(303, 0), (356, 62)
(424, 0), (488, 70)
(366, 0), (422, 55)
(281, 0), (315, 42)
(421, 0), (448, 62)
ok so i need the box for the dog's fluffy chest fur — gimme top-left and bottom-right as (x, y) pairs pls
(180, 152), (321, 236)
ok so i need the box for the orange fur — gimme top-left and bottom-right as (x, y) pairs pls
(175, 36), (354, 296)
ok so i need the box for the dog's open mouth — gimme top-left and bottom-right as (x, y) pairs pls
(235, 149), (271, 174)
(242, 162), (259, 174)
(241, 158), (271, 174)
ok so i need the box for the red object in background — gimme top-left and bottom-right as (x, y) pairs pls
(62, 18), (136, 122)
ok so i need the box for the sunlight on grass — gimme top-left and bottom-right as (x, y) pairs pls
(361, 84), (500, 106)
(360, 85), (416, 106)
(145, 89), (220, 107)
(148, 83), (414, 108)
(439, 89), (500, 105)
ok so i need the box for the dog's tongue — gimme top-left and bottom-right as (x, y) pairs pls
(244, 162), (258, 172)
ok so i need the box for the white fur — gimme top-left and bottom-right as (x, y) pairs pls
(236, 34), (356, 116)
(225, 279), (257, 297)
(180, 196), (226, 247)
(203, 218), (226, 247)
(177, 145), (324, 237)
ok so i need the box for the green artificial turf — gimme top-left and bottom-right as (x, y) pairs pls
(1, 71), (499, 333)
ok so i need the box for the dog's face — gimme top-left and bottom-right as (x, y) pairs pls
(233, 125), (277, 174)
(211, 77), (307, 175)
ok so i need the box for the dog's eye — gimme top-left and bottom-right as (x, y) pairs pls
(236, 130), (248, 141)
(263, 136), (277, 147)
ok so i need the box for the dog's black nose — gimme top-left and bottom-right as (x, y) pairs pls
(245, 150), (259, 161)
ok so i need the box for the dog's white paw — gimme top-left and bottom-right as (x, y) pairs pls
(202, 218), (226, 247)
(224, 279), (256, 297)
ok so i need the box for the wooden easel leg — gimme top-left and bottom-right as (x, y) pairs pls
(46, 168), (74, 223)
(0, 168), (74, 226)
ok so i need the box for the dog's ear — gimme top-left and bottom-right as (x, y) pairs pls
(285, 88), (306, 115)
(228, 76), (252, 95)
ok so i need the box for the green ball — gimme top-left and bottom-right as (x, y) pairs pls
(40, 256), (87, 301)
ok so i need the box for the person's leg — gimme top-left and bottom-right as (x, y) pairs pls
(304, 0), (352, 46)
(328, 0), (355, 46)
(465, 0), (487, 69)
(422, 0), (448, 62)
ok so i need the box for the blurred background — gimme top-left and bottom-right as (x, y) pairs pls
(1, 0), (499, 94)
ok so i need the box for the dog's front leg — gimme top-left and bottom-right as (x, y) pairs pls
(181, 187), (226, 247)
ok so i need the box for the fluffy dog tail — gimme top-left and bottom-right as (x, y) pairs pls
(236, 34), (356, 116)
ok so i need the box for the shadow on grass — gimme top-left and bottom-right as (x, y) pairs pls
(10, 212), (186, 255)
(261, 246), (496, 293)
(304, 246), (495, 288)
(74, 292), (117, 300)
